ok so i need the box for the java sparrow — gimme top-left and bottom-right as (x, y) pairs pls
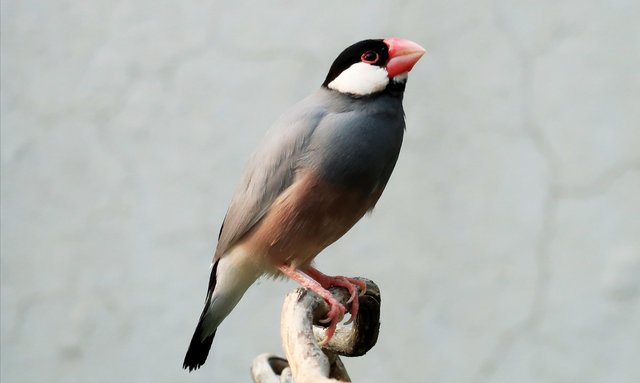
(183, 38), (425, 371)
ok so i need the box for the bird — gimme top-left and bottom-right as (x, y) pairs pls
(183, 38), (425, 371)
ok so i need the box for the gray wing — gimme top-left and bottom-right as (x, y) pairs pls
(213, 98), (327, 260)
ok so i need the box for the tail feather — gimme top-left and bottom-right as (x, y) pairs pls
(183, 248), (260, 371)
(183, 260), (219, 371)
(183, 325), (216, 371)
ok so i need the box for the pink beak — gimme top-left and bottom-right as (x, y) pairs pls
(383, 38), (426, 78)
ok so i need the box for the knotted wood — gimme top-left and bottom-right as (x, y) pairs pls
(251, 278), (381, 383)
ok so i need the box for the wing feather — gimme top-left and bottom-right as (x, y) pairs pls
(213, 102), (327, 260)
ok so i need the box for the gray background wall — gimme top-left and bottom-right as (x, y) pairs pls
(2, 1), (639, 382)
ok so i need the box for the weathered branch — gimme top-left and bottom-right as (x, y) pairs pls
(251, 354), (291, 383)
(251, 278), (381, 383)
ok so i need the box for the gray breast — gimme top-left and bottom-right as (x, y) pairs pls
(302, 91), (405, 193)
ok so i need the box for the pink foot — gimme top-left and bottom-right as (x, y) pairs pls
(278, 265), (354, 345)
(305, 268), (367, 326)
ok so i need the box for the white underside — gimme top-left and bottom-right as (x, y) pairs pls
(328, 62), (389, 96)
(201, 246), (262, 339)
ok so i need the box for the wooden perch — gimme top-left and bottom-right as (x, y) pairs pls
(251, 278), (381, 383)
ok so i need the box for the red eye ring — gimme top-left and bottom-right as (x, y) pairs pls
(361, 51), (379, 64)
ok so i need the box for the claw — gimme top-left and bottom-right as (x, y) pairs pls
(344, 314), (355, 326)
(354, 279), (367, 297)
(347, 290), (356, 304)
(278, 265), (367, 345)
(318, 321), (337, 346)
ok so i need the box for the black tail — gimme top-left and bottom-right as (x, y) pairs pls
(183, 260), (219, 371)
(183, 326), (216, 371)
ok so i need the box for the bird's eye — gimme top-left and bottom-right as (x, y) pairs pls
(361, 51), (379, 64)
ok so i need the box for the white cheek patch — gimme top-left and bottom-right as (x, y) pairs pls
(392, 72), (408, 83)
(328, 62), (389, 96)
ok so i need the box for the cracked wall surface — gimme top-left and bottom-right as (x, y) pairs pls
(1, 1), (639, 382)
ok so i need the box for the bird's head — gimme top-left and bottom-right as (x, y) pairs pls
(322, 38), (426, 96)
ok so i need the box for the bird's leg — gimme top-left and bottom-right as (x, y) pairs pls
(304, 268), (367, 326)
(277, 264), (346, 344)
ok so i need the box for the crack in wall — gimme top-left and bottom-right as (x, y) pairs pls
(473, 55), (558, 381)
(474, 3), (640, 380)
(5, 293), (45, 344)
(558, 160), (640, 199)
(473, 3), (567, 379)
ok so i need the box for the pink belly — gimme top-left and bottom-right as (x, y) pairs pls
(237, 169), (381, 270)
